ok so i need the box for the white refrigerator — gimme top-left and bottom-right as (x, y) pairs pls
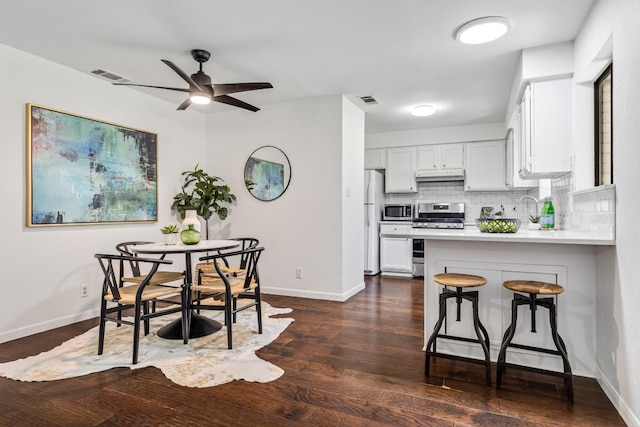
(364, 170), (384, 275)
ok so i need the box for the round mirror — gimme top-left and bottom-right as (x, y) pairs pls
(244, 146), (291, 201)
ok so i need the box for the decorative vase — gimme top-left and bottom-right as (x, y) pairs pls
(181, 209), (201, 232)
(163, 233), (178, 245)
(181, 224), (201, 245)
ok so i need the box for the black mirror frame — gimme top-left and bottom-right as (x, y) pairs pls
(244, 145), (292, 202)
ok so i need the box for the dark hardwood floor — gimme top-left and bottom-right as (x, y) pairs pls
(0, 276), (625, 426)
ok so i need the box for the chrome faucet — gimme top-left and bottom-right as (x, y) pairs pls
(519, 196), (539, 214)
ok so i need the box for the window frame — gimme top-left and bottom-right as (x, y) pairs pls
(594, 64), (613, 186)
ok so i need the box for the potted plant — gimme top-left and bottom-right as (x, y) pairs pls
(171, 164), (236, 240)
(161, 224), (180, 245)
(528, 215), (541, 230)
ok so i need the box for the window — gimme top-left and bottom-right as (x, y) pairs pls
(595, 64), (612, 186)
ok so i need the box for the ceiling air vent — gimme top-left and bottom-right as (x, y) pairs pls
(359, 95), (378, 105)
(89, 69), (131, 83)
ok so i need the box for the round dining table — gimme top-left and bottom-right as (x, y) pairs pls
(131, 239), (240, 339)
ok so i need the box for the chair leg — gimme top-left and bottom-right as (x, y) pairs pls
(143, 301), (150, 336)
(98, 300), (107, 355)
(497, 297), (519, 387)
(425, 292), (447, 376)
(255, 289), (263, 334)
(548, 301), (574, 404)
(225, 293), (233, 349)
(132, 302), (142, 365)
(471, 292), (491, 387)
(232, 297), (238, 323)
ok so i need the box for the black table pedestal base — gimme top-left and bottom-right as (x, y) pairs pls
(157, 312), (222, 340)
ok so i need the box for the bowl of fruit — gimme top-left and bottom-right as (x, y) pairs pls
(475, 218), (521, 233)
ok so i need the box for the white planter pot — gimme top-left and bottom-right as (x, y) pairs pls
(528, 223), (541, 230)
(163, 233), (178, 245)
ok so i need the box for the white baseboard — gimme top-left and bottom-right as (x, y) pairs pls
(596, 364), (640, 427)
(0, 308), (99, 344)
(262, 282), (366, 302)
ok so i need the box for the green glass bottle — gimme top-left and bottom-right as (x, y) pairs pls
(540, 197), (555, 230)
(180, 224), (201, 245)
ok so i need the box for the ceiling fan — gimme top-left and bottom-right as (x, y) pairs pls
(113, 49), (273, 112)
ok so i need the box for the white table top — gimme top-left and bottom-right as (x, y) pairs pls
(380, 227), (615, 246)
(131, 239), (240, 254)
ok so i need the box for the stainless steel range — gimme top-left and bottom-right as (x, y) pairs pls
(413, 202), (466, 229)
(411, 203), (465, 278)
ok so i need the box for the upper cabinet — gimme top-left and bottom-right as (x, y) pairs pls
(385, 147), (417, 193)
(417, 144), (464, 171)
(505, 109), (538, 189)
(364, 148), (386, 170)
(464, 140), (506, 191)
(519, 78), (572, 178)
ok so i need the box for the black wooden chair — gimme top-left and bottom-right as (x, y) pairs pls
(116, 241), (185, 286)
(189, 246), (264, 349)
(95, 253), (188, 364)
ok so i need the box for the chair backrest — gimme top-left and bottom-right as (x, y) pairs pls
(115, 241), (157, 276)
(95, 253), (173, 301)
(218, 238), (259, 269)
(200, 246), (264, 289)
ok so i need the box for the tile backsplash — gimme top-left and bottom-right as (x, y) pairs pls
(385, 181), (538, 225)
(384, 173), (615, 238)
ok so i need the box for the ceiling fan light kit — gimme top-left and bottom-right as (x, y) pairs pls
(113, 49), (272, 112)
(454, 16), (511, 45)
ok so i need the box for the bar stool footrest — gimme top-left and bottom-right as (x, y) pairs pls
(500, 361), (572, 379)
(506, 342), (564, 357)
(436, 333), (486, 345)
(428, 351), (491, 367)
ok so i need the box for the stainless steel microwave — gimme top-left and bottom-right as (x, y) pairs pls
(383, 204), (412, 221)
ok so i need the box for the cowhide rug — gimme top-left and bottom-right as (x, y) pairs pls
(0, 301), (293, 388)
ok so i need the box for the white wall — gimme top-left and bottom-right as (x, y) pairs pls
(0, 43), (206, 343)
(205, 95), (363, 301)
(341, 96), (365, 298)
(575, 1), (640, 425)
(365, 122), (505, 149)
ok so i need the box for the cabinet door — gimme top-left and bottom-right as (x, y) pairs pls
(364, 148), (386, 170)
(519, 84), (533, 178)
(385, 147), (417, 193)
(417, 146), (439, 170)
(441, 144), (464, 169)
(464, 140), (506, 191)
(380, 237), (413, 273)
(506, 116), (537, 190)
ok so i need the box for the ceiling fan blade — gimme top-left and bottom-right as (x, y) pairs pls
(161, 59), (204, 91)
(112, 82), (189, 93)
(213, 95), (260, 112)
(212, 82), (273, 97)
(177, 98), (192, 111)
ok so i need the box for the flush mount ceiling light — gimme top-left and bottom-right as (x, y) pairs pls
(454, 16), (511, 45)
(411, 105), (437, 117)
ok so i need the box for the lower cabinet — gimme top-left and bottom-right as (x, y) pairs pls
(380, 224), (413, 276)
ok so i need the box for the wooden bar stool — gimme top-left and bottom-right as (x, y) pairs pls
(425, 272), (491, 386)
(496, 280), (574, 404)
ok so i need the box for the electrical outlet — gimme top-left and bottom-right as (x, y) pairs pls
(81, 285), (88, 298)
(295, 267), (303, 279)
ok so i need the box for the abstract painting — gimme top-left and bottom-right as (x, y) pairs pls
(26, 104), (158, 226)
(244, 157), (285, 201)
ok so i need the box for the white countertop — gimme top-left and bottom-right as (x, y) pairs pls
(380, 227), (615, 246)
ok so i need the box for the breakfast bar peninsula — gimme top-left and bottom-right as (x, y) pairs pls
(379, 227), (615, 378)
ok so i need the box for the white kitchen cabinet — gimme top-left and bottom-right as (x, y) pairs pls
(417, 144), (464, 171)
(505, 109), (538, 189)
(364, 148), (386, 170)
(519, 78), (572, 178)
(464, 140), (506, 191)
(380, 223), (413, 276)
(385, 147), (417, 193)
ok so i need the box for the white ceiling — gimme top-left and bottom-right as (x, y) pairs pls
(0, 0), (594, 134)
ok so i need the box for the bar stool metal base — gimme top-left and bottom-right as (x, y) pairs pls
(496, 292), (574, 404)
(425, 287), (492, 387)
